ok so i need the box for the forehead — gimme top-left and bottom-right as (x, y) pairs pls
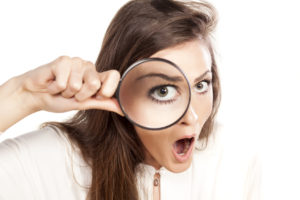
(150, 40), (212, 80)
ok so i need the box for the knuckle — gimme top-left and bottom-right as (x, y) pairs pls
(87, 79), (101, 90)
(71, 56), (82, 63)
(69, 82), (81, 92)
(71, 57), (83, 67)
(85, 61), (95, 69)
(56, 81), (67, 91)
(57, 55), (70, 63)
(53, 56), (71, 71)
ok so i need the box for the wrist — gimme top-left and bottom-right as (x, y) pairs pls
(12, 74), (40, 113)
(0, 75), (39, 131)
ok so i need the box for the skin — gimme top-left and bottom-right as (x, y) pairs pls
(0, 39), (212, 175)
(0, 38), (212, 200)
(135, 39), (213, 173)
(0, 56), (123, 132)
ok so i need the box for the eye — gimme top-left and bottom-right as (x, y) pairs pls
(194, 80), (211, 94)
(149, 85), (178, 104)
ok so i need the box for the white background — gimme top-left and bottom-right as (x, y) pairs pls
(0, 0), (299, 199)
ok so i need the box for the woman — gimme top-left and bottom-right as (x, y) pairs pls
(0, 0), (260, 199)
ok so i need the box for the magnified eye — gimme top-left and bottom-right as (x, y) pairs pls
(149, 85), (178, 104)
(195, 80), (210, 93)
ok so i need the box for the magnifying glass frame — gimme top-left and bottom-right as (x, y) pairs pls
(115, 57), (191, 131)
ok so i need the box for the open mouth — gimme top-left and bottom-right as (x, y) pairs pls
(172, 136), (195, 162)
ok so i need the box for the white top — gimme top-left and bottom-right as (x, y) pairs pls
(0, 125), (261, 200)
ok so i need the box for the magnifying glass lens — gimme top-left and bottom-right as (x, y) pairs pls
(118, 58), (190, 130)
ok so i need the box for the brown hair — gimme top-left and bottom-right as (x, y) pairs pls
(46, 0), (220, 199)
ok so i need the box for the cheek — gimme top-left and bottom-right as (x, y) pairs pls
(207, 88), (214, 114)
(136, 130), (169, 156)
(138, 134), (157, 152)
(195, 90), (213, 123)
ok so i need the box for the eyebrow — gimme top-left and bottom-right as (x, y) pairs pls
(194, 70), (212, 83)
(135, 73), (184, 82)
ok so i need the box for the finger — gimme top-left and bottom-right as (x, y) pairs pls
(77, 97), (124, 116)
(22, 65), (55, 93)
(61, 57), (86, 98)
(61, 69), (84, 98)
(96, 70), (120, 98)
(74, 68), (101, 101)
(43, 92), (124, 116)
(47, 56), (72, 94)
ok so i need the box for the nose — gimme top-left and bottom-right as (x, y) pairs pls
(179, 105), (199, 126)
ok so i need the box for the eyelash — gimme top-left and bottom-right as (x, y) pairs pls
(148, 84), (179, 105)
(194, 79), (212, 95)
(150, 97), (176, 105)
(148, 79), (212, 104)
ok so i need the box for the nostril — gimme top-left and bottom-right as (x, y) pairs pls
(178, 106), (199, 126)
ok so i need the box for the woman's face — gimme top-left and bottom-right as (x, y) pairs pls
(134, 39), (213, 173)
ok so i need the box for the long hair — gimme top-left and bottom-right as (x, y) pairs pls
(45, 0), (220, 199)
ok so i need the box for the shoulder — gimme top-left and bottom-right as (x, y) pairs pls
(0, 125), (91, 199)
(0, 125), (79, 176)
(0, 125), (91, 174)
(0, 125), (71, 161)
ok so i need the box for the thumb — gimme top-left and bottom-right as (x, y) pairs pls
(77, 97), (124, 116)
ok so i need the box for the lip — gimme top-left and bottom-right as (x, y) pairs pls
(172, 134), (196, 163)
(174, 134), (196, 141)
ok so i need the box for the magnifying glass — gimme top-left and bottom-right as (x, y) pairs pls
(116, 57), (191, 130)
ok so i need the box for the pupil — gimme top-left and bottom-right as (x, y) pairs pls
(197, 83), (203, 89)
(158, 87), (168, 97)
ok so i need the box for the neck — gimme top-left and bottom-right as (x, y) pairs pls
(143, 150), (162, 170)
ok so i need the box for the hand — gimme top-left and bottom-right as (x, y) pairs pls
(20, 56), (123, 115)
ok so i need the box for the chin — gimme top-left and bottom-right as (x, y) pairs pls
(164, 156), (193, 173)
